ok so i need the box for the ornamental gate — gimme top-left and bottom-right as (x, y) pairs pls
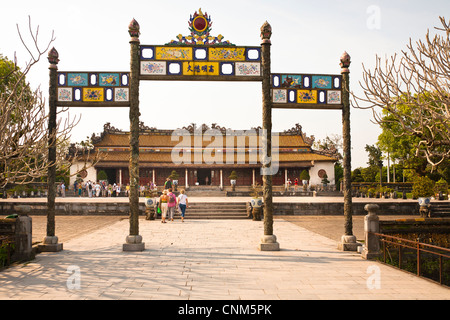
(43, 9), (354, 252)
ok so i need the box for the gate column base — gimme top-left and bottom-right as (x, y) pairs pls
(258, 235), (280, 251)
(338, 235), (361, 251)
(38, 236), (63, 252)
(123, 235), (145, 252)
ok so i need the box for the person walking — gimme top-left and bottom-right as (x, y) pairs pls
(159, 190), (169, 223)
(167, 188), (177, 222)
(177, 189), (189, 223)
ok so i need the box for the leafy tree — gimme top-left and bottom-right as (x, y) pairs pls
(365, 144), (383, 185)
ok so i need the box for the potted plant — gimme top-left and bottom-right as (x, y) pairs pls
(321, 173), (330, 187)
(300, 169), (310, 190)
(434, 178), (448, 201)
(169, 170), (180, 191)
(229, 170), (238, 191)
(412, 176), (435, 207)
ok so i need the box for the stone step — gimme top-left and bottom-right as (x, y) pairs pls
(165, 202), (249, 220)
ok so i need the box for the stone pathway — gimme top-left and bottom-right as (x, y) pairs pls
(0, 218), (448, 300)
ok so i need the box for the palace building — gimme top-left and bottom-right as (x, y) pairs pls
(69, 123), (338, 190)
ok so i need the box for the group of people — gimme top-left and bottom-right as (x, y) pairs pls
(73, 180), (123, 198)
(158, 179), (189, 223)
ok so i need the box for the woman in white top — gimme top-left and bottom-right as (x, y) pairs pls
(177, 189), (189, 222)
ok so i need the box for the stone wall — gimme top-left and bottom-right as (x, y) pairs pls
(0, 202), (145, 216)
(273, 201), (420, 216)
(0, 201), (419, 216)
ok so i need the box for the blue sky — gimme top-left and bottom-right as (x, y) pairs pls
(1, 0), (449, 168)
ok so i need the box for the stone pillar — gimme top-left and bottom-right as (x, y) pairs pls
(124, 18), (145, 252)
(220, 169), (223, 190)
(338, 51), (357, 251)
(362, 204), (381, 259)
(259, 21), (279, 251)
(153, 169), (156, 184)
(41, 47), (63, 252)
(284, 168), (288, 190)
(13, 205), (33, 261)
(252, 169), (256, 186)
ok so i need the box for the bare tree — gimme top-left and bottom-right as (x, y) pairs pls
(353, 16), (450, 170)
(0, 17), (95, 189)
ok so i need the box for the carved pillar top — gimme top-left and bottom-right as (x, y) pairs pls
(48, 47), (59, 68)
(128, 18), (140, 43)
(340, 51), (351, 73)
(260, 21), (272, 45)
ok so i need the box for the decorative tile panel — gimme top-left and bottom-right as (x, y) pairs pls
(272, 73), (343, 109)
(99, 73), (120, 86)
(58, 88), (72, 102)
(67, 73), (88, 86)
(83, 88), (104, 102)
(57, 71), (130, 106)
(209, 47), (246, 61)
(327, 91), (341, 104)
(273, 89), (287, 103)
(235, 62), (261, 76)
(140, 45), (261, 80)
(141, 61), (167, 75)
(297, 90), (317, 104)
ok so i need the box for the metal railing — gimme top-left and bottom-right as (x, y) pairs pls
(373, 233), (450, 286)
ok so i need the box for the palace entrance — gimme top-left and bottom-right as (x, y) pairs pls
(197, 169), (211, 186)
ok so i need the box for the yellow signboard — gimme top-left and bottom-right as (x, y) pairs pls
(183, 61), (220, 76)
(155, 47), (193, 60)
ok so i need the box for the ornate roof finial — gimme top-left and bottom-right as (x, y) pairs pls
(260, 21), (272, 44)
(340, 51), (351, 73)
(48, 47), (59, 66)
(128, 18), (140, 41)
(166, 9), (234, 46)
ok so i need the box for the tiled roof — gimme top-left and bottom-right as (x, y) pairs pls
(86, 150), (336, 167)
(85, 131), (337, 167)
(95, 132), (311, 148)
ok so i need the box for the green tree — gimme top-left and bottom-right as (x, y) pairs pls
(365, 144), (383, 185)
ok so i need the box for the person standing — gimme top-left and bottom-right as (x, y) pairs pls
(164, 178), (172, 191)
(159, 190), (169, 223)
(167, 188), (177, 222)
(87, 181), (93, 198)
(177, 189), (189, 223)
(61, 182), (66, 198)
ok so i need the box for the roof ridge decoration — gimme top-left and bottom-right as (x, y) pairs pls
(166, 8), (235, 46)
(284, 123), (315, 146)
